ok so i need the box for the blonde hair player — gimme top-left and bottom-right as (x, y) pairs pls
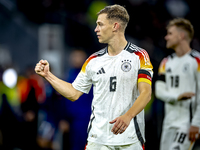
(155, 18), (200, 150)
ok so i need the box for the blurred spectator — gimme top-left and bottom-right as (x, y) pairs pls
(17, 65), (46, 150)
(63, 49), (93, 150)
(0, 68), (23, 150)
(37, 65), (70, 150)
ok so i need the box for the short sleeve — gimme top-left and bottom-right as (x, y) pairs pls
(135, 49), (153, 85)
(72, 54), (96, 94)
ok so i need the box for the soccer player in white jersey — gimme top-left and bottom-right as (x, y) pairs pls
(155, 18), (200, 150)
(35, 4), (153, 150)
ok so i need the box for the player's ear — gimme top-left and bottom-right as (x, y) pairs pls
(113, 22), (120, 32)
(180, 31), (186, 40)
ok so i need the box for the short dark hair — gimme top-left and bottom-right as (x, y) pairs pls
(167, 18), (194, 41)
(97, 4), (130, 31)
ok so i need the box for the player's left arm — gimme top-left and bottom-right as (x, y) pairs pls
(109, 82), (152, 135)
(110, 49), (153, 135)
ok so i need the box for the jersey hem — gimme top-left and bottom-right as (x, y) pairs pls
(87, 138), (139, 146)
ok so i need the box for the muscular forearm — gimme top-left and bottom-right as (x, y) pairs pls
(35, 59), (83, 101)
(45, 71), (83, 101)
(110, 82), (152, 135)
(125, 86), (151, 119)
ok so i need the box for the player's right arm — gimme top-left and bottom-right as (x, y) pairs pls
(155, 80), (195, 102)
(155, 57), (178, 103)
(35, 59), (84, 101)
(155, 58), (194, 103)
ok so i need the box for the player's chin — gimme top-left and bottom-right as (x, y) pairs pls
(166, 44), (172, 49)
(166, 43), (175, 49)
(98, 39), (106, 44)
(98, 39), (103, 43)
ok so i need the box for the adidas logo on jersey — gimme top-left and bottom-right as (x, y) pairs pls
(97, 68), (105, 74)
(166, 68), (171, 73)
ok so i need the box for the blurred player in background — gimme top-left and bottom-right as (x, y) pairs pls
(35, 4), (153, 150)
(155, 18), (200, 150)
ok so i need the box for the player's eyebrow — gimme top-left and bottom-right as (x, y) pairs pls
(96, 20), (101, 24)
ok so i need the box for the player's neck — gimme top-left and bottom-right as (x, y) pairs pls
(107, 36), (127, 56)
(175, 42), (191, 57)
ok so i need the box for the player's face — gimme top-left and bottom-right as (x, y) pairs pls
(94, 13), (114, 44)
(165, 26), (182, 50)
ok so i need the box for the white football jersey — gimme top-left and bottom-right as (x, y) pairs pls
(156, 50), (200, 129)
(72, 42), (153, 145)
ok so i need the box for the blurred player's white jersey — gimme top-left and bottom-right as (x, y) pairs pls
(72, 42), (153, 145)
(157, 50), (200, 129)
(156, 50), (200, 150)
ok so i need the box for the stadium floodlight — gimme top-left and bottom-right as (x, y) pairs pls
(2, 68), (18, 88)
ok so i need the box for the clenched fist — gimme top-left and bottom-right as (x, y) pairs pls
(35, 59), (49, 77)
